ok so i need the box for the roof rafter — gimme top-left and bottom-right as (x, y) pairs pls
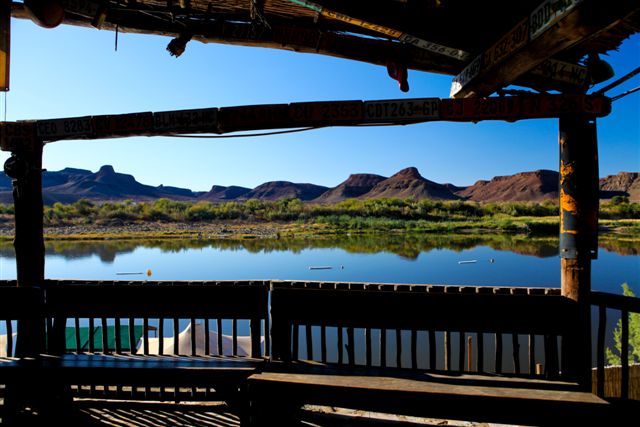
(451, 0), (640, 98)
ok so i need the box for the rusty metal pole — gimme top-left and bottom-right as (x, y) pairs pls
(559, 114), (599, 389)
(5, 139), (46, 356)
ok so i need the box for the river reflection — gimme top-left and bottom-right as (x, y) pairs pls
(0, 233), (637, 294)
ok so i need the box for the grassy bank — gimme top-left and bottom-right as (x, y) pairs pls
(0, 198), (638, 241)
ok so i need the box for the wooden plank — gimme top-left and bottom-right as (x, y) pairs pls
(337, 326), (343, 364)
(441, 95), (610, 122)
(5, 319), (12, 356)
(173, 318), (180, 355)
(233, 318), (238, 356)
(0, 0), (9, 91)
(0, 121), (37, 153)
(529, 0), (583, 40)
(411, 329), (418, 369)
(451, 0), (634, 98)
(363, 99), (440, 123)
(75, 318), (81, 352)
(36, 116), (94, 141)
(153, 108), (218, 134)
(218, 104), (289, 132)
(93, 112), (154, 138)
(290, 101), (363, 126)
(143, 318), (149, 355)
(158, 318), (164, 355)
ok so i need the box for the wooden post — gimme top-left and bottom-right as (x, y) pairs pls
(4, 139), (45, 357)
(559, 114), (599, 389)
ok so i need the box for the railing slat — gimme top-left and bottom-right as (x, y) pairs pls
(337, 326), (343, 364)
(204, 319), (210, 356)
(88, 318), (95, 353)
(411, 329), (418, 370)
(114, 318), (122, 354)
(458, 332), (465, 372)
(190, 318), (197, 356)
(366, 327), (372, 367)
(233, 318), (238, 356)
(143, 318), (149, 355)
(347, 327), (355, 366)
(396, 328), (402, 369)
(292, 323), (299, 360)
(217, 318), (223, 356)
(159, 318), (165, 355)
(512, 334), (520, 375)
(306, 324), (313, 360)
(428, 330), (436, 370)
(75, 318), (81, 352)
(173, 318), (179, 355)
(128, 317), (135, 354)
(477, 332), (484, 373)
(495, 333), (502, 374)
(621, 309), (629, 400)
(6, 320), (12, 357)
(528, 334), (535, 375)
(597, 305), (606, 397)
(320, 324), (327, 363)
(380, 328), (387, 368)
(101, 318), (108, 354)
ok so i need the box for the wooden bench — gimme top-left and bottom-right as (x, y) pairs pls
(248, 281), (611, 426)
(42, 280), (269, 426)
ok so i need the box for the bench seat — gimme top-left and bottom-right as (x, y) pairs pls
(249, 362), (610, 426)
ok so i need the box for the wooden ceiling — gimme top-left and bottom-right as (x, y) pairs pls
(10, 0), (640, 97)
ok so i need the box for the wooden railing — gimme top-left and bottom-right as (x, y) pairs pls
(592, 291), (640, 400)
(271, 281), (576, 380)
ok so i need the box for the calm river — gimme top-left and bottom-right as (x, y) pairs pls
(0, 233), (636, 293)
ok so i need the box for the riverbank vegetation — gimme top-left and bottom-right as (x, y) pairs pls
(0, 197), (638, 239)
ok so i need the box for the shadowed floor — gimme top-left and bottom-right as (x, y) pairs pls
(5, 400), (493, 427)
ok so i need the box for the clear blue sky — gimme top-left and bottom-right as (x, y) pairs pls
(2, 20), (639, 191)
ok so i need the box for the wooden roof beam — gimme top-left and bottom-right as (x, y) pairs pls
(451, 0), (640, 98)
(10, 3), (459, 76)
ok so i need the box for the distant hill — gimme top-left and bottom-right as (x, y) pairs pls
(599, 172), (640, 202)
(457, 170), (559, 202)
(363, 167), (460, 200)
(0, 165), (637, 205)
(314, 173), (387, 203)
(0, 165), (197, 205)
(199, 185), (251, 202)
(241, 181), (329, 201)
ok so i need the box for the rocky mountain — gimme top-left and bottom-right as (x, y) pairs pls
(457, 170), (559, 202)
(314, 173), (387, 204)
(599, 172), (640, 202)
(199, 185), (251, 202)
(241, 181), (329, 202)
(0, 165), (637, 205)
(0, 165), (197, 204)
(363, 167), (460, 201)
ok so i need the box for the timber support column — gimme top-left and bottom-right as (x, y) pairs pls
(559, 114), (599, 389)
(4, 137), (46, 356)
